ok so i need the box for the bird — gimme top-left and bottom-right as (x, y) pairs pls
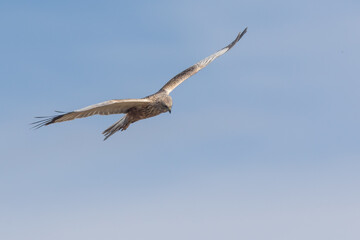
(33, 28), (247, 140)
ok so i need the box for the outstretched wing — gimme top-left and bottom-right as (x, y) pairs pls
(32, 98), (151, 128)
(159, 28), (247, 94)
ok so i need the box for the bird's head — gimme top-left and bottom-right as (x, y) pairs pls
(160, 95), (173, 114)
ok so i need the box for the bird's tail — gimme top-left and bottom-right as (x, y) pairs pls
(102, 115), (130, 140)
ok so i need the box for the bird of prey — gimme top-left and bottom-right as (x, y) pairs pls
(33, 28), (247, 140)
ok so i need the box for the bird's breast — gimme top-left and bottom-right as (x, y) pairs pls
(127, 104), (164, 122)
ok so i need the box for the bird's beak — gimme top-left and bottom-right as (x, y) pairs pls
(168, 107), (172, 114)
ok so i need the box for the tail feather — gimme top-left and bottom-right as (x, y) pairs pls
(102, 115), (129, 140)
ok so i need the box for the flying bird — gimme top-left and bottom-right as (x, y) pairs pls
(33, 28), (247, 140)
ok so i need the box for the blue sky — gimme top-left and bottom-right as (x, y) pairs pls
(1, 0), (360, 239)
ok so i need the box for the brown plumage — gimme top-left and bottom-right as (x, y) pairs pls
(33, 28), (247, 140)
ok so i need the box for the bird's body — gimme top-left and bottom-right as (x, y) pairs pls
(126, 92), (173, 125)
(102, 92), (172, 139)
(33, 28), (247, 140)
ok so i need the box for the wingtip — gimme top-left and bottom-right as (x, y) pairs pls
(226, 27), (248, 50)
(30, 111), (67, 130)
(238, 27), (248, 39)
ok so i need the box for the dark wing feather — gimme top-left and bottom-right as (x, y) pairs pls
(159, 28), (247, 94)
(32, 98), (151, 128)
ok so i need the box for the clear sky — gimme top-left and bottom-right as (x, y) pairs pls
(1, 0), (360, 239)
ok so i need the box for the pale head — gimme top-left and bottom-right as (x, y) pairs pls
(157, 93), (172, 114)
